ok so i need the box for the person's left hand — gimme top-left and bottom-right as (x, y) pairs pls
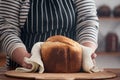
(91, 53), (97, 65)
(81, 42), (97, 65)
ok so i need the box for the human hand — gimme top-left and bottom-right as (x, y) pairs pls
(15, 42), (44, 73)
(81, 45), (100, 73)
(22, 58), (32, 69)
(12, 47), (32, 68)
(91, 53), (97, 65)
(81, 42), (97, 65)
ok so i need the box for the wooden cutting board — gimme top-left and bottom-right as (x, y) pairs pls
(5, 70), (116, 80)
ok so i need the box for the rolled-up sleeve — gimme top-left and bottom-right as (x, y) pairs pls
(0, 0), (26, 57)
(74, 0), (99, 46)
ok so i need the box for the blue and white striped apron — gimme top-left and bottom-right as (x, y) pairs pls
(9, 0), (76, 67)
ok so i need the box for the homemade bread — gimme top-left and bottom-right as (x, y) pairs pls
(41, 35), (82, 73)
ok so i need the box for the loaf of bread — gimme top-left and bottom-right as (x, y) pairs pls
(41, 35), (82, 73)
(15, 35), (102, 73)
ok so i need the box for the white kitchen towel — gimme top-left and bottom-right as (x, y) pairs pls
(15, 42), (44, 73)
(81, 45), (102, 73)
(15, 42), (102, 73)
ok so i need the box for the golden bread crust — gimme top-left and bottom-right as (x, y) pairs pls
(41, 35), (82, 73)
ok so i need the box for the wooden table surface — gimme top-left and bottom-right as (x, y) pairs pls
(0, 52), (120, 80)
(0, 67), (32, 80)
(0, 53), (6, 67)
(0, 67), (120, 80)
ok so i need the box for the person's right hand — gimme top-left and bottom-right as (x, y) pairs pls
(12, 47), (32, 68)
(22, 59), (32, 69)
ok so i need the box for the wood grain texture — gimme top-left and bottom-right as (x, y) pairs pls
(5, 70), (116, 80)
(0, 53), (6, 67)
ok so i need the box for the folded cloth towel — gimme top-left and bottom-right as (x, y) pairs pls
(15, 42), (44, 73)
(81, 45), (103, 73)
(15, 42), (102, 73)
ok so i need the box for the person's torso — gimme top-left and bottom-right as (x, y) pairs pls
(21, 0), (76, 52)
(8, 0), (76, 68)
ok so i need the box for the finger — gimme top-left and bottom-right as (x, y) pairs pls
(26, 64), (32, 69)
(91, 53), (97, 59)
(92, 59), (96, 65)
(22, 62), (32, 69)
